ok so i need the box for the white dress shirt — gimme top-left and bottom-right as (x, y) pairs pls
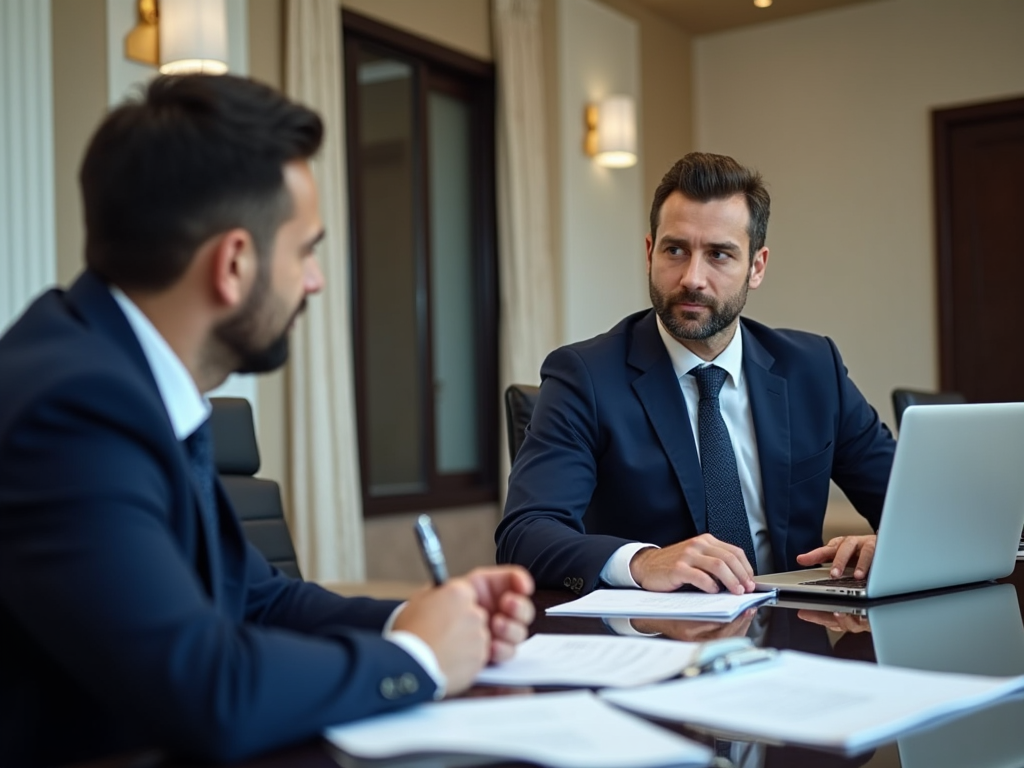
(110, 287), (446, 696)
(600, 316), (773, 586)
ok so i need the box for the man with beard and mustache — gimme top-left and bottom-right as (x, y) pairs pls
(0, 74), (535, 767)
(497, 152), (896, 597)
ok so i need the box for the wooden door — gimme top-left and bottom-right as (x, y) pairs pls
(935, 96), (1024, 402)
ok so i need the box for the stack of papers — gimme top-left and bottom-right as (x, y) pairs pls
(600, 650), (1024, 752)
(476, 633), (703, 688)
(546, 588), (774, 620)
(325, 690), (713, 768)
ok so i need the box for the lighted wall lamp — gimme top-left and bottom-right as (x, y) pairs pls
(125, 0), (228, 75)
(584, 95), (638, 169)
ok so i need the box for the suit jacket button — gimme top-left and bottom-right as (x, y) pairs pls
(398, 673), (419, 695)
(380, 677), (398, 699)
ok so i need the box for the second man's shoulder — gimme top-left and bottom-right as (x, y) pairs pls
(741, 316), (841, 362)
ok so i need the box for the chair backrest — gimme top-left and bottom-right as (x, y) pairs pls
(504, 384), (540, 463)
(209, 397), (302, 579)
(891, 388), (967, 430)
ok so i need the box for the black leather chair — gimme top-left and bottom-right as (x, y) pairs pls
(209, 397), (302, 579)
(504, 384), (540, 463)
(891, 388), (967, 430)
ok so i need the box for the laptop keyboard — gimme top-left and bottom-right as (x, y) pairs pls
(798, 575), (868, 589)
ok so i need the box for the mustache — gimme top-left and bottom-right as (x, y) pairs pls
(668, 289), (714, 307)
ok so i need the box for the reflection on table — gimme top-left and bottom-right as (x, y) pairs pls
(87, 565), (1024, 768)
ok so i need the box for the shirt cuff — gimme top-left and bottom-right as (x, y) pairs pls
(383, 603), (447, 699)
(599, 542), (659, 587)
(604, 617), (661, 637)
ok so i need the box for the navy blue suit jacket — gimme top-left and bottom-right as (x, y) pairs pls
(496, 310), (896, 593)
(0, 272), (434, 767)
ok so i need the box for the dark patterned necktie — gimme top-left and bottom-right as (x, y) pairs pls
(689, 364), (757, 573)
(184, 418), (217, 524)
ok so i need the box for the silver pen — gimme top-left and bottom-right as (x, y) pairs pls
(682, 646), (779, 679)
(414, 514), (449, 586)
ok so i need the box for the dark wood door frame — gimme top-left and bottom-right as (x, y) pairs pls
(934, 95), (1024, 394)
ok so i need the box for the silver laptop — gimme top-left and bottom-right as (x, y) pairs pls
(755, 403), (1024, 598)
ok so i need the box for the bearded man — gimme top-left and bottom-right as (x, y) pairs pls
(496, 152), (895, 597)
(0, 74), (533, 767)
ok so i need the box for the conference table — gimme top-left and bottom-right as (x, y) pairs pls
(93, 563), (1024, 768)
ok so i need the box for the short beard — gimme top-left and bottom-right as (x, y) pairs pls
(649, 273), (750, 343)
(213, 267), (301, 375)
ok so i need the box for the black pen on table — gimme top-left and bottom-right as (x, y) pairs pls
(414, 514), (449, 586)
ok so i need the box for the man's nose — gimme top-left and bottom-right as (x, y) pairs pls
(678, 256), (708, 290)
(305, 257), (325, 295)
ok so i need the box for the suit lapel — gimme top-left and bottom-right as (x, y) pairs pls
(742, 323), (791, 572)
(628, 312), (707, 534)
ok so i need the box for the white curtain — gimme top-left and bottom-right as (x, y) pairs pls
(492, 0), (558, 477)
(0, 0), (55, 332)
(284, 0), (365, 582)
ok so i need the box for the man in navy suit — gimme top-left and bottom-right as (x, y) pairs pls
(0, 74), (533, 767)
(497, 152), (895, 596)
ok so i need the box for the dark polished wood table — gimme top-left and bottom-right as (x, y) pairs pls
(90, 564), (1024, 768)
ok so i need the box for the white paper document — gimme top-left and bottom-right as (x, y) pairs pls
(324, 690), (713, 768)
(601, 650), (1024, 752)
(546, 588), (774, 620)
(476, 633), (702, 688)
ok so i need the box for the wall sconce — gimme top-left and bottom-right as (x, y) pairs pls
(584, 95), (638, 169)
(125, 0), (228, 75)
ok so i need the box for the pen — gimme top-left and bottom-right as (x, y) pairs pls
(414, 514), (449, 586)
(682, 646), (778, 679)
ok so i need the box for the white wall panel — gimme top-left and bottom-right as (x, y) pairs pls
(558, 0), (645, 345)
(0, 0), (56, 333)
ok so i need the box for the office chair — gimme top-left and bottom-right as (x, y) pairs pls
(209, 397), (302, 579)
(504, 384), (540, 463)
(891, 388), (967, 430)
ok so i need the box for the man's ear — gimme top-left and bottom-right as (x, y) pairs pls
(209, 228), (257, 309)
(645, 234), (654, 274)
(748, 246), (769, 290)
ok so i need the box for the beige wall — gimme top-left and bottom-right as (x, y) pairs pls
(694, 0), (1024, 430)
(340, 0), (491, 61)
(599, 0), (693, 203)
(52, 0), (107, 287)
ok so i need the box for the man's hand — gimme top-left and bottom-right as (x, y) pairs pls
(462, 565), (535, 663)
(796, 534), (877, 579)
(629, 534), (756, 594)
(393, 565), (535, 696)
(796, 609), (872, 634)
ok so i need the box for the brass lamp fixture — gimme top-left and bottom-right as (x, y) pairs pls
(125, 0), (228, 75)
(584, 95), (638, 169)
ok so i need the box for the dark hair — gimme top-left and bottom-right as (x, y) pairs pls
(80, 74), (323, 290)
(649, 152), (770, 260)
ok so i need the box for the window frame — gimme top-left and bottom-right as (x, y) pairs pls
(342, 10), (499, 516)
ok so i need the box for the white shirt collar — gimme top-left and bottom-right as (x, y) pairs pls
(655, 313), (745, 388)
(110, 287), (211, 440)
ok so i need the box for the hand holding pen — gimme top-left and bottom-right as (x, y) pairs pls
(392, 515), (536, 696)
